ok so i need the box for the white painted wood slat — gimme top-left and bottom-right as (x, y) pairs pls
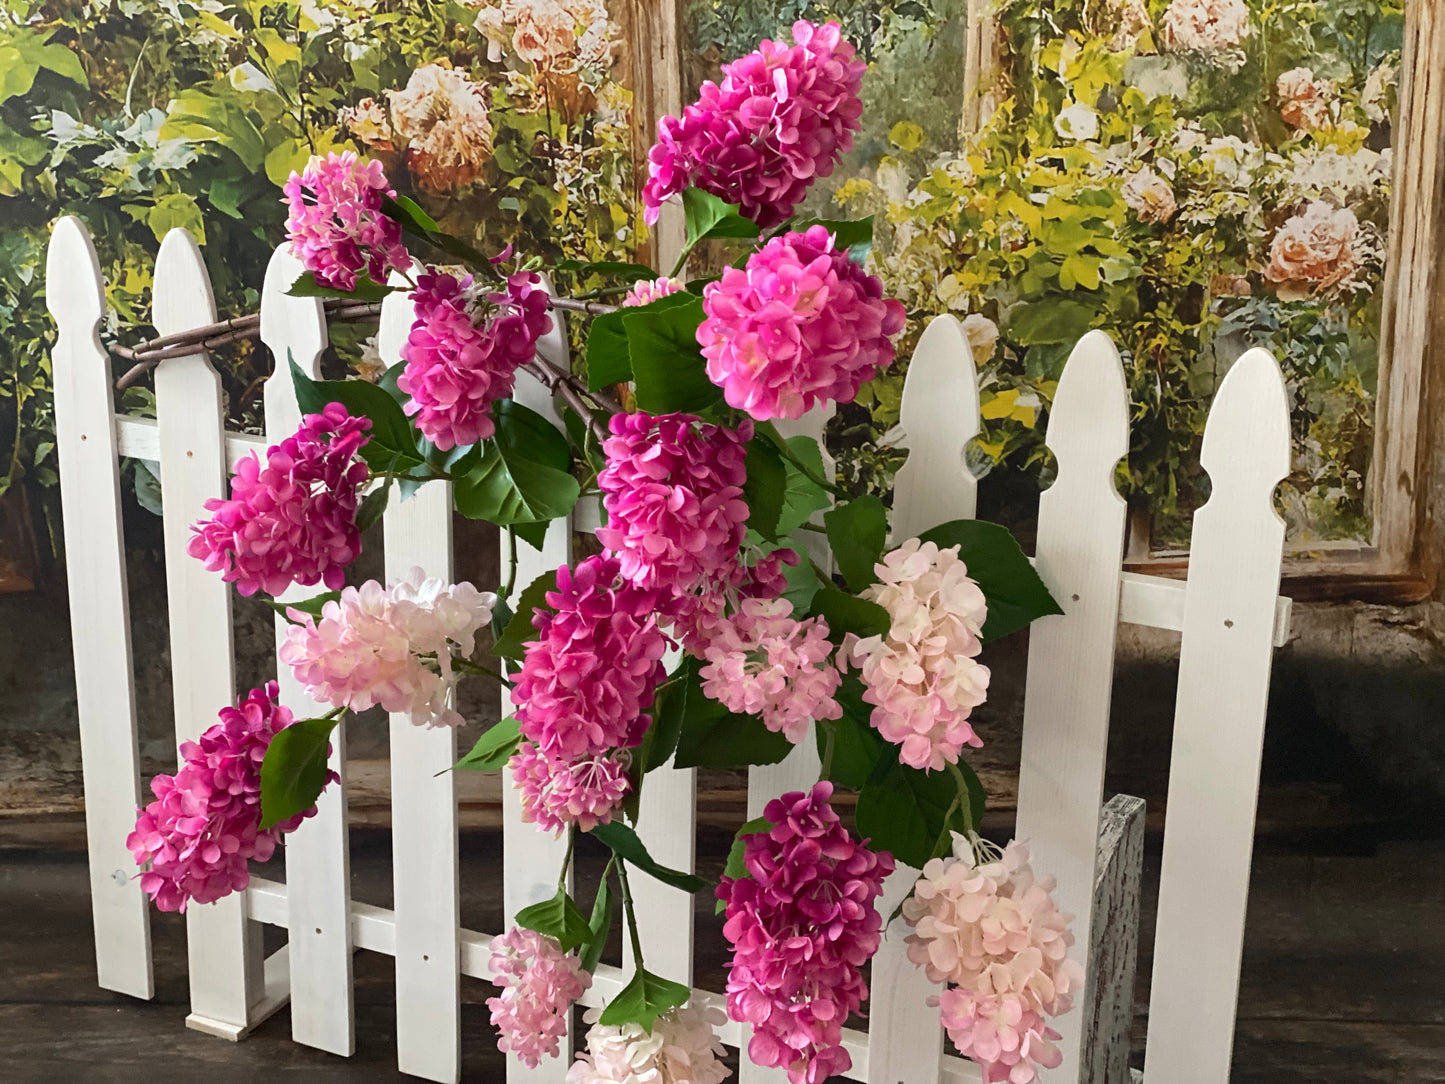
(377, 284), (464, 1084)
(47, 216), (155, 1001)
(1143, 349), (1290, 1084)
(1014, 331), (1131, 1083)
(260, 244), (356, 1057)
(150, 228), (265, 1037)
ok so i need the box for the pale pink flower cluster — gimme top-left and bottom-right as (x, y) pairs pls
(566, 1003), (731, 1084)
(1122, 167), (1178, 224)
(282, 151), (411, 292)
(488, 926), (592, 1069)
(620, 276), (685, 308)
(643, 20), (865, 228)
(596, 412), (751, 596)
(386, 64), (495, 194)
(397, 267), (552, 450)
(187, 403), (371, 597)
(510, 744), (632, 835)
(717, 783), (893, 1084)
(698, 225), (906, 421)
(1264, 200), (1360, 301)
(698, 598), (841, 744)
(1159, 0), (1250, 53)
(127, 682), (332, 912)
(904, 836), (1084, 1084)
(669, 548), (798, 658)
(848, 539), (991, 771)
(1278, 67), (1332, 130)
(279, 568), (496, 729)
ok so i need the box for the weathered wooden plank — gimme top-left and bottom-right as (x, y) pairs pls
(1082, 795), (1145, 1084)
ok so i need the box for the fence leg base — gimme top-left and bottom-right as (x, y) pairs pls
(185, 946), (292, 1041)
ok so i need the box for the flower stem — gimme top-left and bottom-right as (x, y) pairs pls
(947, 762), (976, 835)
(616, 860), (645, 969)
(503, 530), (519, 599)
(557, 827), (576, 892)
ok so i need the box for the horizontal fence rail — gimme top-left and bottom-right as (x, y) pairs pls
(49, 218), (1294, 1084)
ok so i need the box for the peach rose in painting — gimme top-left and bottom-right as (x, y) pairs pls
(338, 97), (397, 154)
(1209, 273), (1252, 298)
(505, 0), (576, 68)
(388, 65), (495, 194)
(1122, 167), (1178, 224)
(1264, 201), (1359, 300)
(961, 314), (1000, 363)
(1160, 0), (1249, 53)
(1277, 67), (1332, 130)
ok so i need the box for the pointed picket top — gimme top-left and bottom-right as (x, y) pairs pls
(46, 215), (106, 329)
(1200, 347), (1291, 506)
(376, 265), (417, 363)
(1044, 329), (1130, 476)
(152, 228), (218, 338)
(260, 244), (328, 438)
(892, 313), (981, 542)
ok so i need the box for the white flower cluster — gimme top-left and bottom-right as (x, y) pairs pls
(566, 1004), (731, 1084)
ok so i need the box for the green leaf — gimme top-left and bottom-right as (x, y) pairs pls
(259, 590), (341, 624)
(793, 216), (874, 263)
(455, 401), (580, 530)
(381, 193), (439, 233)
(671, 663), (795, 771)
(290, 357), (424, 473)
(515, 888), (593, 953)
(491, 569), (558, 659)
(818, 679), (887, 788)
(260, 718), (339, 830)
(586, 291), (697, 391)
(779, 544), (823, 612)
(625, 296), (722, 415)
(598, 967), (692, 1032)
(580, 873), (616, 972)
(824, 495), (888, 592)
(682, 187), (762, 245)
(855, 753), (968, 868)
(742, 438), (787, 542)
(808, 587), (890, 642)
(1008, 298), (1097, 345)
(917, 520), (1064, 640)
(776, 437), (831, 536)
(641, 671), (691, 773)
(453, 716), (522, 771)
(287, 269), (396, 303)
(377, 195), (490, 266)
(589, 822), (709, 894)
(355, 480), (391, 532)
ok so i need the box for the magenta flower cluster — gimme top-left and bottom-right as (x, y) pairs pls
(698, 225), (907, 421)
(596, 411), (751, 596)
(508, 555), (670, 834)
(397, 268), (553, 451)
(716, 782), (894, 1083)
(187, 402), (371, 597)
(283, 151), (411, 291)
(127, 682), (333, 912)
(487, 926), (592, 1069)
(643, 21), (865, 228)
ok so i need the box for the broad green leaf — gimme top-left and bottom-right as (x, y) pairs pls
(377, 195), (490, 265)
(380, 193), (439, 233)
(260, 718), (339, 829)
(640, 669), (691, 773)
(580, 874), (616, 972)
(776, 437), (831, 536)
(1008, 298), (1098, 345)
(598, 967), (691, 1032)
(146, 192), (206, 246)
(741, 438), (787, 541)
(779, 544), (823, 612)
(515, 888), (593, 952)
(287, 269), (397, 303)
(354, 480), (391, 531)
(681, 187), (762, 245)
(626, 296), (722, 415)
(586, 291), (696, 391)
(808, 587), (890, 642)
(855, 753), (968, 868)
(589, 821), (708, 894)
(453, 716), (522, 771)
(455, 401), (580, 530)
(824, 495), (887, 592)
(259, 590), (341, 624)
(671, 664), (794, 771)
(917, 519), (1064, 640)
(491, 569), (558, 659)
(818, 679), (887, 789)
(289, 356), (424, 473)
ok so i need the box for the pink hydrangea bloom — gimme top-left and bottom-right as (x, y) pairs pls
(847, 538), (991, 771)
(487, 926), (592, 1069)
(698, 225), (906, 420)
(596, 412), (751, 596)
(509, 743), (632, 835)
(643, 21), (865, 228)
(397, 267), (553, 450)
(698, 597), (841, 743)
(279, 568), (495, 728)
(716, 782), (893, 1084)
(127, 682), (334, 912)
(620, 276), (686, 308)
(283, 151), (411, 291)
(904, 836), (1083, 1084)
(567, 1003), (731, 1084)
(512, 555), (670, 760)
(187, 403), (371, 597)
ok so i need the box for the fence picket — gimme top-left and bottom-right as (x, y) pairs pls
(47, 217), (154, 1000)
(377, 284), (464, 1083)
(1143, 349), (1290, 1084)
(151, 228), (268, 1036)
(502, 285), (577, 1082)
(1013, 330), (1130, 1083)
(260, 244), (356, 1057)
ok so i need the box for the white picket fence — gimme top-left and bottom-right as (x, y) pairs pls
(47, 216), (1294, 1084)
